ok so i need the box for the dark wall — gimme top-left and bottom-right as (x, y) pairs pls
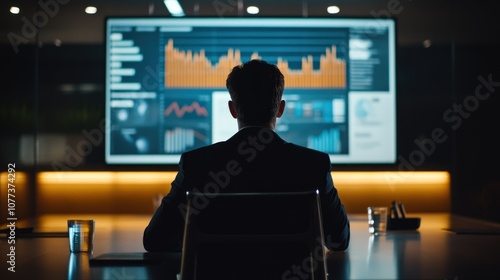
(453, 44), (500, 222)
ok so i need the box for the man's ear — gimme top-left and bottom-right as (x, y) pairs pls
(228, 100), (238, 118)
(277, 100), (285, 118)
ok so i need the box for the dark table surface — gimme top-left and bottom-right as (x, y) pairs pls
(1, 213), (500, 279)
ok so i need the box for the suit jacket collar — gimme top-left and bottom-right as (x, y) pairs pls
(226, 126), (287, 146)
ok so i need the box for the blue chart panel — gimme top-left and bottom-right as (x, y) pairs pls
(308, 128), (341, 154)
(285, 99), (334, 123)
(162, 94), (211, 153)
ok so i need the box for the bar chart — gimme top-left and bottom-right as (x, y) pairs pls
(164, 128), (204, 153)
(307, 128), (342, 154)
(164, 39), (346, 89)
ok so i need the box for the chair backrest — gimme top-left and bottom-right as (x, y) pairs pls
(179, 190), (327, 280)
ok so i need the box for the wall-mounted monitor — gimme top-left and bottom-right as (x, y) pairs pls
(105, 17), (396, 164)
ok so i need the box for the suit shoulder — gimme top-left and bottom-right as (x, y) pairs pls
(285, 142), (329, 156)
(283, 142), (331, 162)
(181, 142), (226, 158)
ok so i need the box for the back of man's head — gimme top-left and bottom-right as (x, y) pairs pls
(226, 59), (284, 126)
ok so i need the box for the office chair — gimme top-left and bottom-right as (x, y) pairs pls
(179, 190), (328, 280)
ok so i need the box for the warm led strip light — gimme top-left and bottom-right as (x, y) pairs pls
(37, 171), (177, 185)
(35, 171), (449, 186)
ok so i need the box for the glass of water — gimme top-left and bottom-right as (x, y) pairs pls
(367, 207), (388, 235)
(67, 220), (95, 253)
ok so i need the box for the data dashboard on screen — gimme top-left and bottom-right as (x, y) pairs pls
(105, 17), (396, 164)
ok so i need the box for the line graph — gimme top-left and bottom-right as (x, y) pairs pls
(164, 100), (209, 118)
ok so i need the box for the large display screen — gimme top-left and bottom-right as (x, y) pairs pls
(105, 17), (396, 164)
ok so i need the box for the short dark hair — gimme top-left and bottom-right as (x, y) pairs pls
(226, 59), (284, 125)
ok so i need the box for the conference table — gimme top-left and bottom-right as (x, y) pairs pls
(1, 213), (500, 279)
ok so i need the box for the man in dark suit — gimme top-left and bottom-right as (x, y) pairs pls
(143, 59), (350, 255)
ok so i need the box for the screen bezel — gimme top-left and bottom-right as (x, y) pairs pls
(104, 16), (397, 166)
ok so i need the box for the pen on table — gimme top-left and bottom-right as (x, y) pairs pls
(397, 201), (407, 219)
(392, 200), (401, 219)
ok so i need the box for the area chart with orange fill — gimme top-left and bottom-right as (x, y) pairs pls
(164, 39), (346, 89)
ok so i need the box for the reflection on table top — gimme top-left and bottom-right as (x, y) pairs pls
(1, 213), (500, 279)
